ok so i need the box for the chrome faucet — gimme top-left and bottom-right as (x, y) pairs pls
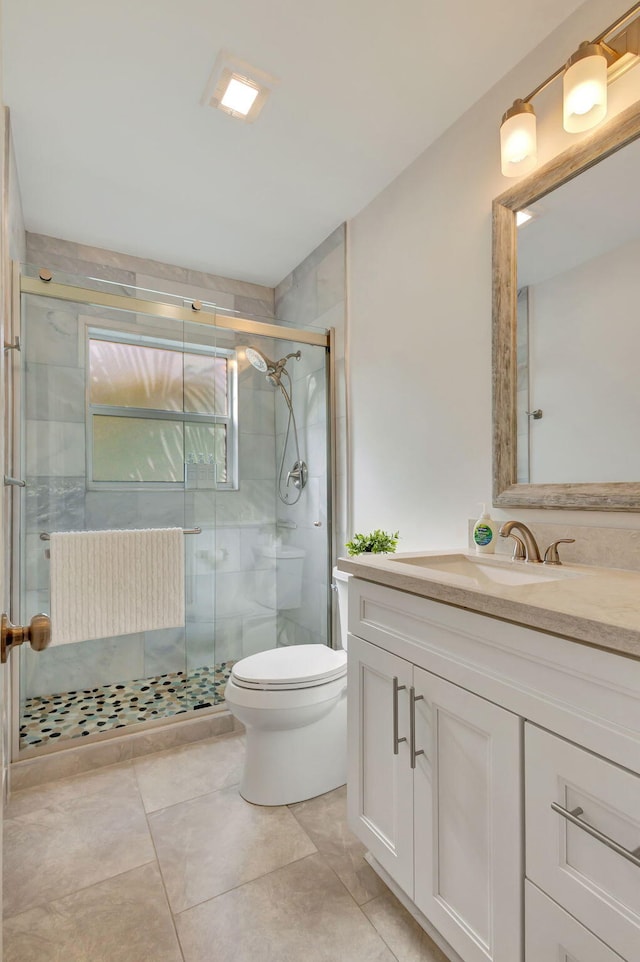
(499, 521), (542, 563)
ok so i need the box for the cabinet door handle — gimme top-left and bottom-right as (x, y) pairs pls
(392, 676), (407, 755)
(409, 687), (425, 769)
(551, 803), (640, 869)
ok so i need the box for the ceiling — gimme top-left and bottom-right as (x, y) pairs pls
(3, 0), (586, 287)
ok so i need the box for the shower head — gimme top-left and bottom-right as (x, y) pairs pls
(245, 347), (301, 385)
(245, 347), (274, 373)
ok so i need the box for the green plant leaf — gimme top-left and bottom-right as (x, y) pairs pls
(345, 529), (399, 556)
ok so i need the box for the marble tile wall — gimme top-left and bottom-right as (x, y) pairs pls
(25, 233), (275, 318)
(19, 228), (343, 716)
(20, 292), (280, 703)
(275, 225), (347, 646)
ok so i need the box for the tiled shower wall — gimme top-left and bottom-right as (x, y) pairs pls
(21, 227), (346, 700)
(22, 234), (281, 699)
(275, 225), (347, 646)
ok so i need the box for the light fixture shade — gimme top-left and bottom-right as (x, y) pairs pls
(500, 101), (537, 178)
(563, 42), (608, 133)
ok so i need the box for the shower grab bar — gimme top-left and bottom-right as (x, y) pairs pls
(40, 527), (202, 541)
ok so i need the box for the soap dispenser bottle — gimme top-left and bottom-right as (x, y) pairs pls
(473, 504), (497, 554)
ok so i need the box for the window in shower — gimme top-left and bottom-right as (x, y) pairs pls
(86, 328), (238, 489)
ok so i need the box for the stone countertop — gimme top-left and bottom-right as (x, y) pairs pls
(337, 550), (640, 659)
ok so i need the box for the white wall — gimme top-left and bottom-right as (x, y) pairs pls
(348, 0), (640, 552)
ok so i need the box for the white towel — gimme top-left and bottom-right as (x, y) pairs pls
(49, 528), (185, 646)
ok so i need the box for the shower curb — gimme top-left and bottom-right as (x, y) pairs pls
(10, 709), (243, 793)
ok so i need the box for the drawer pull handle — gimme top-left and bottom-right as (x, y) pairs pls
(409, 687), (425, 769)
(551, 802), (640, 869)
(392, 676), (406, 755)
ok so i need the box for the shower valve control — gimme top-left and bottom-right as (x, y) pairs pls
(287, 460), (308, 491)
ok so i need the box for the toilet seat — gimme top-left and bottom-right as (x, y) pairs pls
(231, 644), (347, 691)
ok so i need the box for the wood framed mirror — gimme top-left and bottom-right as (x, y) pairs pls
(492, 98), (640, 511)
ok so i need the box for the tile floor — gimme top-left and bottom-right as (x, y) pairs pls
(20, 663), (234, 748)
(3, 730), (450, 962)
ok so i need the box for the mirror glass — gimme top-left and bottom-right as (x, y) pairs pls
(515, 137), (640, 484)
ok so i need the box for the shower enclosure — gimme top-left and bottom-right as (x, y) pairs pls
(10, 268), (333, 757)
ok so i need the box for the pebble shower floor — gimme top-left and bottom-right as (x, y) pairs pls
(20, 662), (234, 749)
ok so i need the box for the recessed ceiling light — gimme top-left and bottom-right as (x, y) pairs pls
(202, 50), (278, 123)
(220, 76), (259, 117)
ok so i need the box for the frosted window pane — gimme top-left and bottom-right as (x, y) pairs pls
(184, 354), (227, 415)
(89, 341), (183, 411)
(185, 423), (227, 482)
(93, 416), (184, 482)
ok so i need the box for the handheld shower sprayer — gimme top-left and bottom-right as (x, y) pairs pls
(245, 346), (306, 504)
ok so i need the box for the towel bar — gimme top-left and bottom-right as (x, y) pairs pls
(40, 527), (202, 541)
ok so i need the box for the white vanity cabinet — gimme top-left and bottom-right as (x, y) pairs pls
(525, 882), (626, 962)
(525, 725), (640, 962)
(345, 574), (640, 962)
(347, 632), (522, 962)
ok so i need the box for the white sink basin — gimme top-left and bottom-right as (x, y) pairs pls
(390, 553), (583, 587)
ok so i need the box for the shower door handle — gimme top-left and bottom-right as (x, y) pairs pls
(1, 612), (51, 662)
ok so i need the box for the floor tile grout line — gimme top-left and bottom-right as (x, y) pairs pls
(135, 763), (187, 962)
(170, 849), (321, 920)
(284, 798), (404, 960)
(4, 762), (151, 824)
(143, 776), (242, 816)
(1, 857), (159, 924)
(359, 898), (403, 962)
(302, 848), (402, 960)
(134, 732), (245, 816)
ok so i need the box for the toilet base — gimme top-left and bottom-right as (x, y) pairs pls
(238, 692), (347, 806)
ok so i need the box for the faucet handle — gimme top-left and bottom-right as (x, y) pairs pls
(543, 539), (575, 566)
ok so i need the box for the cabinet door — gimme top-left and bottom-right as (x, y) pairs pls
(413, 667), (522, 962)
(526, 724), (640, 962)
(525, 881), (625, 962)
(347, 634), (414, 895)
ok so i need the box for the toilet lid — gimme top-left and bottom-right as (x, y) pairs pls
(231, 645), (347, 690)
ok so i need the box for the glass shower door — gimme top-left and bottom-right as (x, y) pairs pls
(195, 321), (331, 670)
(17, 291), (201, 751)
(15, 278), (332, 756)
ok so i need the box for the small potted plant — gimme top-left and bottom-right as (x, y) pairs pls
(345, 529), (399, 556)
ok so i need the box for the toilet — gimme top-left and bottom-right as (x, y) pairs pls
(224, 566), (350, 805)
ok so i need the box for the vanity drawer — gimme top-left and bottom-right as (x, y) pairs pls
(525, 724), (640, 962)
(525, 881), (625, 962)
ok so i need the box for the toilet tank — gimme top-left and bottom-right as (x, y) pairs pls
(255, 544), (306, 610)
(332, 566), (350, 651)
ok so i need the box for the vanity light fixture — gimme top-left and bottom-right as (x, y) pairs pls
(500, 2), (640, 177)
(202, 50), (279, 123)
(563, 42), (608, 132)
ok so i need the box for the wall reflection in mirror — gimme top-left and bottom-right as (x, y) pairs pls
(516, 137), (640, 484)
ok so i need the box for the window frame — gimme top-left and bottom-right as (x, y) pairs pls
(85, 324), (238, 491)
